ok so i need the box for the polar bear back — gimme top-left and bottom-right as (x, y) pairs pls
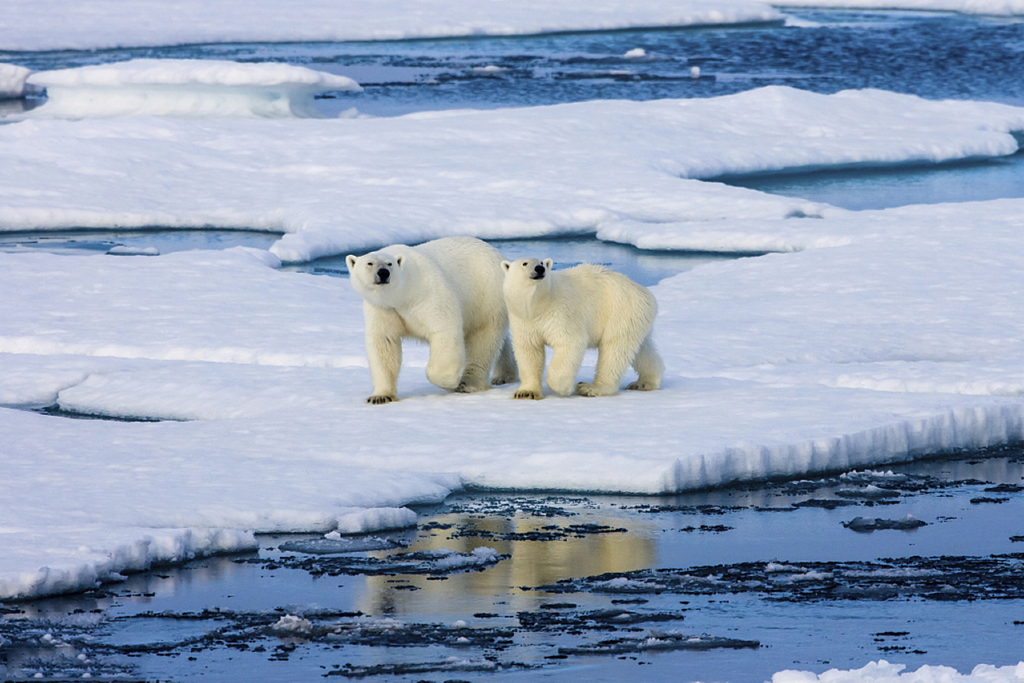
(414, 237), (508, 331)
(532, 264), (656, 346)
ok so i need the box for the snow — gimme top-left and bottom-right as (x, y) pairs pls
(25, 60), (361, 119)
(772, 661), (1024, 682)
(0, 0), (784, 52)
(778, 0), (1024, 16)
(2, 87), (1023, 265)
(0, 63), (34, 99)
(1, 85), (1024, 601)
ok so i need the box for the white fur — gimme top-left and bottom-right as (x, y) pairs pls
(346, 237), (517, 404)
(502, 258), (664, 399)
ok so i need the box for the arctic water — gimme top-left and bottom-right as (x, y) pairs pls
(2, 9), (1024, 683)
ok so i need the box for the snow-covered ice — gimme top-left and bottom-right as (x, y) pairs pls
(2, 87), (1023, 263)
(778, 0), (1024, 16)
(0, 0), (784, 52)
(24, 60), (361, 119)
(0, 63), (34, 99)
(1, 57), (1024, 636)
(773, 660), (1024, 683)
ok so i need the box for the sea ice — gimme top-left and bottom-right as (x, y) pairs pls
(0, 63), (35, 99)
(2, 87), (1024, 601)
(0, 0), (784, 52)
(25, 59), (361, 119)
(777, 0), (1024, 15)
(1, 88), (1022, 264)
(772, 660), (1024, 682)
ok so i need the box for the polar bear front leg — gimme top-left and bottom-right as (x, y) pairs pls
(509, 323), (545, 400)
(365, 310), (404, 405)
(425, 330), (466, 391)
(546, 341), (587, 397)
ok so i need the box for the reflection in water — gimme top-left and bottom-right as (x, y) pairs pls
(359, 509), (657, 617)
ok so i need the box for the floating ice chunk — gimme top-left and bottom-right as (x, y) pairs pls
(470, 65), (507, 74)
(280, 535), (406, 555)
(771, 660), (1024, 683)
(26, 59), (361, 119)
(691, 65), (701, 78)
(272, 614), (314, 635)
(333, 506), (417, 534)
(624, 48), (647, 58)
(844, 514), (927, 532)
(0, 63), (36, 99)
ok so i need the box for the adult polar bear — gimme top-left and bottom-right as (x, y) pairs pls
(502, 258), (663, 399)
(347, 237), (517, 404)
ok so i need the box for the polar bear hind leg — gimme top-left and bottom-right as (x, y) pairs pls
(576, 334), (638, 397)
(491, 335), (519, 386)
(626, 334), (664, 392)
(456, 321), (506, 393)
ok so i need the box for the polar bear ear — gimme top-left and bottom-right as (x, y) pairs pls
(396, 255), (404, 267)
(501, 260), (512, 271)
(543, 258), (554, 271)
(346, 255), (357, 269)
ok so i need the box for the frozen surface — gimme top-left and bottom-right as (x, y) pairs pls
(2, 80), (1024, 622)
(0, 63), (33, 99)
(773, 661), (1024, 682)
(25, 59), (361, 119)
(779, 0), (1024, 15)
(4, 188), (1024, 600)
(1, 87), (1022, 262)
(0, 0), (783, 52)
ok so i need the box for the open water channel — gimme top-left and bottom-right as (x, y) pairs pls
(2, 9), (1024, 682)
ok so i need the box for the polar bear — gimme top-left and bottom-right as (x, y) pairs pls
(501, 258), (663, 399)
(346, 237), (517, 404)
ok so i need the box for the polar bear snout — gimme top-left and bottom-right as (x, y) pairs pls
(374, 267), (391, 285)
(530, 264), (546, 280)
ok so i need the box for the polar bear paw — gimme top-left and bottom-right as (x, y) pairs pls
(455, 380), (488, 393)
(366, 394), (397, 405)
(575, 382), (617, 397)
(626, 380), (658, 391)
(513, 388), (542, 400)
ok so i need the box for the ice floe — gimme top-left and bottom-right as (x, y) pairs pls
(24, 59), (361, 119)
(772, 661), (1024, 683)
(778, 0), (1024, 16)
(0, 63), (35, 99)
(2, 87), (1022, 263)
(0, 0), (784, 52)
(2, 84), (1024, 600)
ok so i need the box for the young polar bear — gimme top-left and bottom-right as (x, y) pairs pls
(346, 237), (517, 405)
(501, 258), (664, 399)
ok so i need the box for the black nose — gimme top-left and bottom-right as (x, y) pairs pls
(534, 264), (545, 275)
(377, 267), (390, 283)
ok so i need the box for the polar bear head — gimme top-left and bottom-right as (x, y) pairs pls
(502, 258), (555, 315)
(346, 248), (408, 307)
(502, 257), (554, 284)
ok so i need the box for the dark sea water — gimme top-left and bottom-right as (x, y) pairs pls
(3, 10), (1024, 683)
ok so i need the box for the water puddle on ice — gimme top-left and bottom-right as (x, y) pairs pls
(0, 228), (281, 256)
(716, 150), (1024, 211)
(301, 236), (742, 286)
(3, 448), (1023, 682)
(0, 230), (742, 287)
